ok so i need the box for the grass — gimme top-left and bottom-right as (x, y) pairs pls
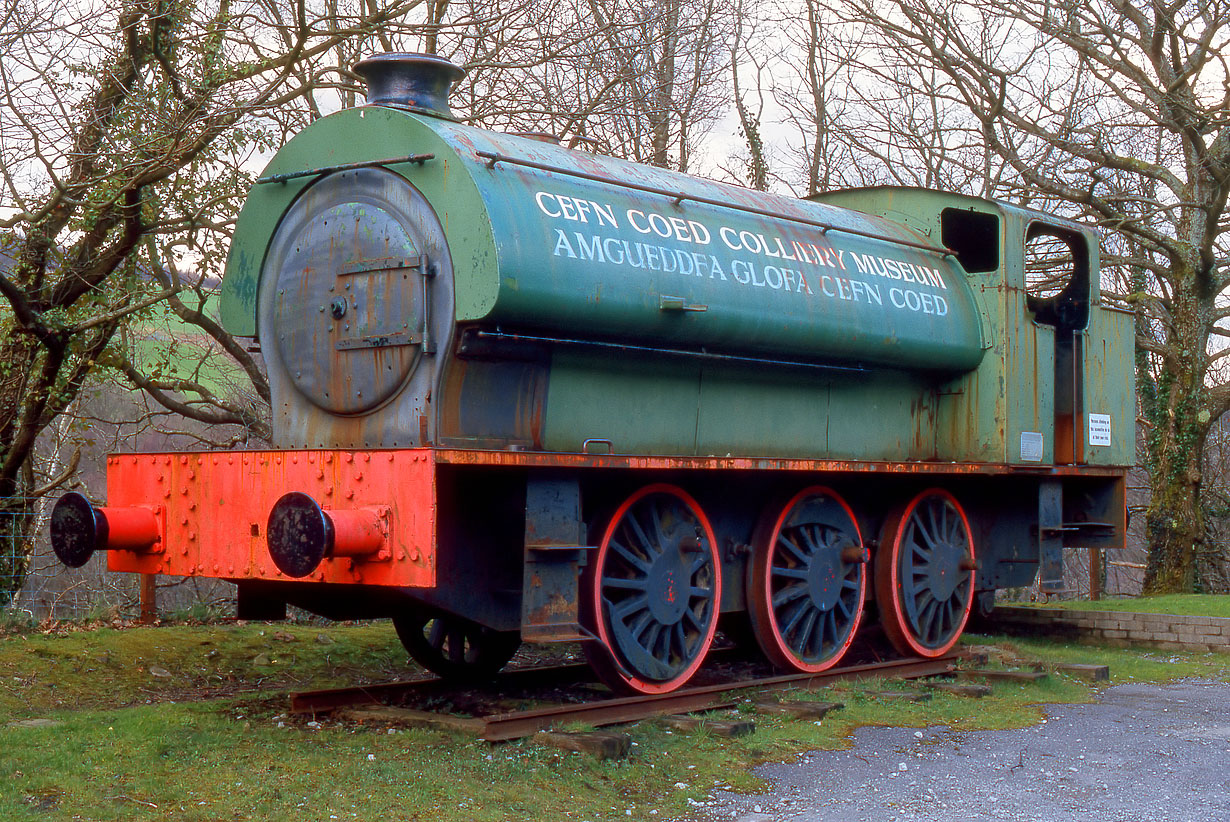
(0, 622), (1226, 821)
(125, 291), (245, 398)
(0, 622), (410, 717)
(1025, 593), (1230, 617)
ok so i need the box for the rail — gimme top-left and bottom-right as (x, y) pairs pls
(291, 654), (959, 742)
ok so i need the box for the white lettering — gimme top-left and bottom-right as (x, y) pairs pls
(536, 192), (562, 218)
(593, 201), (618, 227)
(763, 265), (784, 290)
(720, 226), (742, 251)
(603, 238), (625, 265)
(648, 212), (673, 238)
(689, 221), (712, 245)
(627, 209), (652, 234)
(575, 233), (603, 262)
(553, 229), (576, 258)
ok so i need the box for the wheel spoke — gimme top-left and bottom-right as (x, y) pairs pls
(821, 609), (839, 650)
(778, 533), (811, 565)
(908, 517), (935, 553)
(609, 594), (649, 621)
(941, 598), (956, 635)
(609, 538), (651, 573)
(649, 504), (676, 558)
(835, 596), (854, 620)
(917, 598), (939, 641)
(656, 623), (672, 659)
(682, 607), (703, 632)
(640, 622), (662, 653)
(779, 598), (811, 635)
(805, 609), (828, 657)
(672, 622), (688, 659)
(771, 565), (810, 581)
(629, 610), (653, 640)
(603, 575), (650, 591)
(797, 525), (825, 557)
(688, 551), (711, 576)
(945, 511), (963, 548)
(426, 619), (445, 649)
(793, 608), (820, 648)
(771, 582), (810, 609)
(625, 513), (659, 560)
(935, 599), (953, 641)
(926, 502), (944, 549)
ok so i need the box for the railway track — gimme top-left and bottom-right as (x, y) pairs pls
(289, 654), (961, 742)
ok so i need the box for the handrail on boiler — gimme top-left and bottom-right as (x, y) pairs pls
(474, 151), (954, 258)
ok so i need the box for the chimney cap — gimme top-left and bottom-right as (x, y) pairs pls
(353, 52), (466, 119)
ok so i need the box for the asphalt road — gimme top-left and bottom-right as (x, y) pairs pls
(675, 680), (1230, 822)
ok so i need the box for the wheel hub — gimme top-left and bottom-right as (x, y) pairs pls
(805, 549), (843, 612)
(927, 539), (965, 601)
(647, 552), (689, 624)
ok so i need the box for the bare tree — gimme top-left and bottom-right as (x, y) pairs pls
(0, 0), (446, 596)
(721, 0), (772, 190)
(766, 0), (860, 194)
(817, 0), (1230, 592)
(766, 0), (1017, 196)
(574, 0), (734, 170)
(353, 1), (738, 173)
(0, 0), (745, 607)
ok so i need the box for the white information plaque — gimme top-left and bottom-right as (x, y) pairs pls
(1020, 431), (1044, 462)
(1088, 413), (1112, 447)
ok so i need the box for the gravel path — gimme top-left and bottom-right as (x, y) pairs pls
(673, 680), (1230, 822)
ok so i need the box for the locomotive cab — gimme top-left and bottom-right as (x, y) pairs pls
(817, 188), (1130, 593)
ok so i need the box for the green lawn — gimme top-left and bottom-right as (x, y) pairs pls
(0, 621), (1225, 821)
(1027, 594), (1230, 618)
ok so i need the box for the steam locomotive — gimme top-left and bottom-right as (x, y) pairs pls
(51, 53), (1133, 694)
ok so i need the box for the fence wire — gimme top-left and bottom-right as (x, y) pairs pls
(0, 497), (238, 623)
(0, 499), (135, 622)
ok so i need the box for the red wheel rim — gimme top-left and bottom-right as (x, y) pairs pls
(747, 487), (866, 673)
(585, 484), (720, 694)
(875, 488), (975, 658)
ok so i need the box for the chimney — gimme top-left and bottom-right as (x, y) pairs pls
(353, 53), (465, 119)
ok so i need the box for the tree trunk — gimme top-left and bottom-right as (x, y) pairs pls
(1142, 337), (1209, 594)
(1143, 480), (1202, 594)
